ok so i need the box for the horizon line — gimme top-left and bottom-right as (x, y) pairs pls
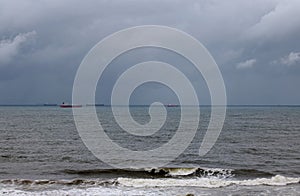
(0, 104), (300, 107)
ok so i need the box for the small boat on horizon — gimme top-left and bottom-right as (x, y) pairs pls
(60, 102), (82, 108)
(166, 104), (179, 107)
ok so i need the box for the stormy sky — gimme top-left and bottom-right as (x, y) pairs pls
(0, 0), (300, 105)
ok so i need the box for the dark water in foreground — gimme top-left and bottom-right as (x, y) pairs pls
(0, 106), (299, 195)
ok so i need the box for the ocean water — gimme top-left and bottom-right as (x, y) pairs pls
(0, 106), (299, 195)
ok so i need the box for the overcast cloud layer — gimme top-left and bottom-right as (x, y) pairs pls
(0, 0), (300, 105)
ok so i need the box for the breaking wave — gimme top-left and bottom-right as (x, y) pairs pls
(62, 167), (233, 178)
(1, 167), (299, 189)
(62, 167), (275, 179)
(0, 175), (298, 189)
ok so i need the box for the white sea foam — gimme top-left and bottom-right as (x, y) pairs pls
(0, 187), (158, 196)
(118, 175), (300, 188)
(146, 167), (233, 178)
(165, 168), (198, 176)
(145, 167), (199, 176)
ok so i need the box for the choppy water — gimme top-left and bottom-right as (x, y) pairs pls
(0, 106), (299, 195)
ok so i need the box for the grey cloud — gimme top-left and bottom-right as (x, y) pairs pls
(245, 0), (300, 41)
(0, 31), (36, 65)
(280, 52), (300, 66)
(236, 59), (256, 69)
(0, 0), (299, 104)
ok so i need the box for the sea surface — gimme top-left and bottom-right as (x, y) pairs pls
(0, 106), (299, 195)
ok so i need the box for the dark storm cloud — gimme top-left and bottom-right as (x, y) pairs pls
(0, 0), (300, 104)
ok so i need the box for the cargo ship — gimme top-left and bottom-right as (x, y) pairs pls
(60, 102), (82, 108)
